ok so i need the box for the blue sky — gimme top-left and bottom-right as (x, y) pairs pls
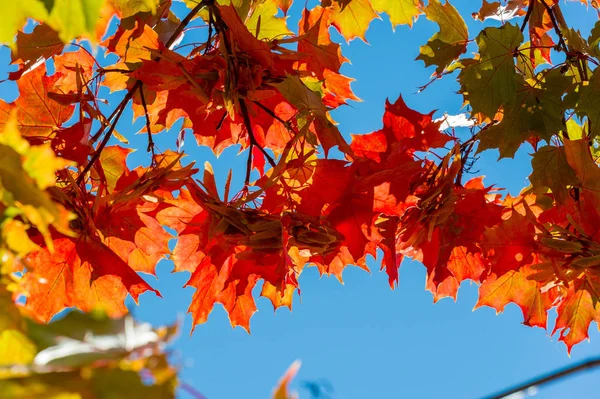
(2, 1), (600, 398)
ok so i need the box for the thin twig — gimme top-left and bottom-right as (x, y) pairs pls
(78, 0), (211, 183)
(239, 99), (276, 167)
(90, 93), (131, 143)
(480, 356), (600, 399)
(245, 143), (254, 186)
(205, 7), (214, 54)
(540, 0), (568, 53)
(179, 382), (209, 399)
(520, 2), (534, 33)
(456, 141), (474, 186)
(165, 0), (211, 49)
(252, 100), (296, 134)
(138, 83), (156, 159)
(539, 1), (589, 93)
(76, 83), (139, 184)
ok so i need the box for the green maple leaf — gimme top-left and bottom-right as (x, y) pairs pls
(416, 0), (468, 75)
(2, 1), (48, 45)
(459, 23), (523, 119)
(588, 20), (600, 58)
(477, 77), (563, 158)
(529, 145), (579, 204)
(575, 69), (600, 138)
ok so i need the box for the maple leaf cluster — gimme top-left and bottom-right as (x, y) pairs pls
(1, 0), (600, 357)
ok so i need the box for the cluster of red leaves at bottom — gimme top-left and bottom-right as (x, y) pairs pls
(150, 97), (600, 353)
(149, 96), (497, 330)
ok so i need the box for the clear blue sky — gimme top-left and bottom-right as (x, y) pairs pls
(2, 1), (600, 398)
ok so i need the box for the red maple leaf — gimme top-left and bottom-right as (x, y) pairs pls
(18, 235), (159, 322)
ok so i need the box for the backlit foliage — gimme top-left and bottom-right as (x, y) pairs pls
(2, 0), (600, 363)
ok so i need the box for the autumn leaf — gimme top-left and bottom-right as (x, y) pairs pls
(111, 0), (160, 18)
(11, 24), (63, 79)
(375, 216), (402, 288)
(418, 178), (503, 296)
(297, 6), (348, 79)
(105, 20), (161, 64)
(378, 95), (450, 152)
(272, 360), (301, 399)
(416, 0), (468, 74)
(528, 0), (555, 65)
(371, 0), (421, 28)
(95, 146), (135, 193)
(477, 75), (565, 158)
(563, 137), (600, 193)
(217, 4), (275, 68)
(160, 182), (300, 331)
(323, 0), (379, 42)
(475, 265), (556, 329)
(552, 277), (600, 353)
(275, 0), (293, 15)
(18, 235), (159, 323)
(271, 74), (351, 155)
(481, 211), (538, 276)
(2, 2), (48, 45)
(0, 63), (74, 137)
(2, 0), (599, 357)
(96, 200), (173, 275)
(575, 69), (600, 133)
(0, 115), (73, 252)
(245, 0), (292, 40)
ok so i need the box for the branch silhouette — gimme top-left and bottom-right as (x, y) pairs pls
(481, 356), (600, 399)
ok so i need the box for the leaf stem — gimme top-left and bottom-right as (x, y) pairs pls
(138, 83), (156, 160)
(539, 0), (568, 54)
(165, 0), (212, 49)
(252, 100), (296, 136)
(520, 2), (534, 33)
(239, 99), (276, 168)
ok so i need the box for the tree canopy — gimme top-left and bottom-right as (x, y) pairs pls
(2, 0), (600, 396)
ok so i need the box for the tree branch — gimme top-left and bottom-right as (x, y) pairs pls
(138, 83), (156, 159)
(520, 1), (534, 33)
(480, 357), (600, 399)
(239, 99), (276, 168)
(540, 0), (568, 53)
(165, 0), (212, 49)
